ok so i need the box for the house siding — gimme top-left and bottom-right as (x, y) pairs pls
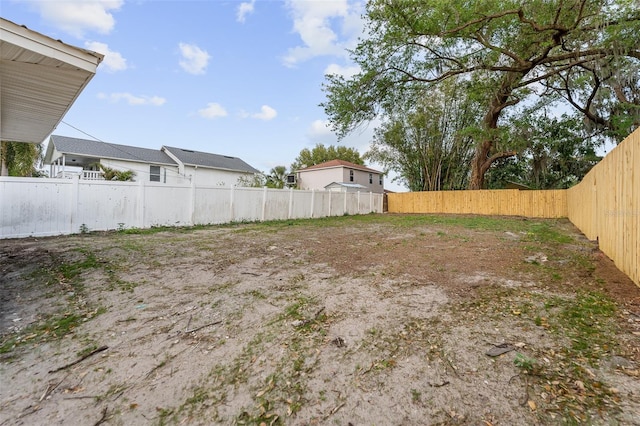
(298, 166), (384, 193)
(185, 166), (255, 187)
(101, 159), (183, 184)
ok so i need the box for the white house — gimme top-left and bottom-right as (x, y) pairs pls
(44, 135), (260, 186)
(295, 159), (384, 193)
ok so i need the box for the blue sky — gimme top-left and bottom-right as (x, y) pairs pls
(3, 0), (403, 189)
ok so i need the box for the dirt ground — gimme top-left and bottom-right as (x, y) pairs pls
(1, 214), (639, 426)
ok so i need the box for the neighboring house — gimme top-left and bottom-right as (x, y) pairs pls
(161, 146), (260, 187)
(295, 159), (384, 193)
(44, 135), (259, 186)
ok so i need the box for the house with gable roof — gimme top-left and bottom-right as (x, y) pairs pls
(44, 135), (260, 187)
(295, 159), (384, 193)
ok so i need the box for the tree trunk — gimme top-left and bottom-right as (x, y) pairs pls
(468, 71), (523, 189)
(469, 140), (492, 189)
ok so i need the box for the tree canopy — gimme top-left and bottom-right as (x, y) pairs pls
(291, 144), (364, 171)
(365, 78), (479, 191)
(322, 0), (640, 189)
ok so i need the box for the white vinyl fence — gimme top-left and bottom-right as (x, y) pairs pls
(0, 177), (383, 239)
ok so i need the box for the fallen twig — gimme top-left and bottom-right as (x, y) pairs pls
(40, 373), (69, 401)
(94, 406), (109, 426)
(428, 380), (450, 388)
(323, 402), (346, 421)
(49, 346), (108, 374)
(314, 307), (326, 319)
(64, 395), (99, 400)
(185, 315), (193, 333)
(185, 320), (222, 334)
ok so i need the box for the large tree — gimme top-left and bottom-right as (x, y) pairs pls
(291, 144), (363, 171)
(0, 141), (44, 177)
(485, 112), (601, 189)
(322, 0), (640, 189)
(365, 78), (479, 191)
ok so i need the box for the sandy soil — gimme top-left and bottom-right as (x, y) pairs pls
(1, 214), (639, 426)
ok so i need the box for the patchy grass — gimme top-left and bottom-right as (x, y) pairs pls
(2, 213), (637, 426)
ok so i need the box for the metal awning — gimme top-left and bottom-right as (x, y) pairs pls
(1, 18), (103, 144)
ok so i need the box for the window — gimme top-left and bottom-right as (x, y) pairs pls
(150, 165), (160, 182)
(379, 174), (383, 185)
(349, 170), (354, 182)
(369, 173), (373, 184)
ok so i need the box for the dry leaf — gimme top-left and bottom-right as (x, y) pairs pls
(528, 400), (537, 411)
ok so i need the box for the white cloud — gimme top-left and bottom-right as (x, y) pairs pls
(237, 0), (256, 23)
(324, 63), (360, 78)
(85, 41), (127, 72)
(27, 0), (123, 38)
(98, 92), (166, 106)
(252, 105), (278, 121)
(306, 119), (337, 145)
(178, 43), (211, 75)
(198, 103), (228, 119)
(283, 0), (364, 67)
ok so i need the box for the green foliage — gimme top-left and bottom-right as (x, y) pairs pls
(322, 0), (640, 188)
(365, 78), (480, 191)
(236, 173), (267, 187)
(291, 143), (363, 171)
(513, 352), (536, 374)
(266, 165), (288, 189)
(98, 164), (135, 181)
(485, 112), (602, 189)
(0, 141), (44, 177)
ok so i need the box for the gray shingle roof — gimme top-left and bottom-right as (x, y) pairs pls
(50, 135), (176, 165)
(162, 146), (260, 174)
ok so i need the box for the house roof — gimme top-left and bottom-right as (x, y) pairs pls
(324, 182), (369, 189)
(1, 18), (103, 144)
(45, 135), (177, 166)
(298, 159), (381, 174)
(162, 146), (260, 174)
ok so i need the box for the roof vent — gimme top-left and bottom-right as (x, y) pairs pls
(181, 149), (194, 153)
(223, 155), (235, 159)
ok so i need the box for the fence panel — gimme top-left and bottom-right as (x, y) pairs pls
(1, 178), (383, 239)
(1, 178), (74, 237)
(568, 128), (639, 286)
(291, 190), (313, 219)
(76, 180), (139, 232)
(388, 189), (567, 218)
(193, 186), (231, 224)
(232, 187), (264, 222)
(263, 188), (290, 221)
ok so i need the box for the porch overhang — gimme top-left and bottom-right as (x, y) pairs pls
(0, 18), (103, 144)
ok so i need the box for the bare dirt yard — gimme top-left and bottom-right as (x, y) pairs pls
(1, 214), (639, 426)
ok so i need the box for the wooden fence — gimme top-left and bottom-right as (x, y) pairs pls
(387, 127), (639, 287)
(388, 189), (567, 218)
(567, 128), (639, 287)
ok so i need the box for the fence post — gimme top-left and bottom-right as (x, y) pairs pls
(288, 187), (294, 219)
(230, 185), (235, 222)
(344, 191), (347, 214)
(310, 189), (315, 218)
(137, 179), (145, 228)
(190, 179), (197, 225)
(262, 186), (267, 221)
(70, 175), (80, 234)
